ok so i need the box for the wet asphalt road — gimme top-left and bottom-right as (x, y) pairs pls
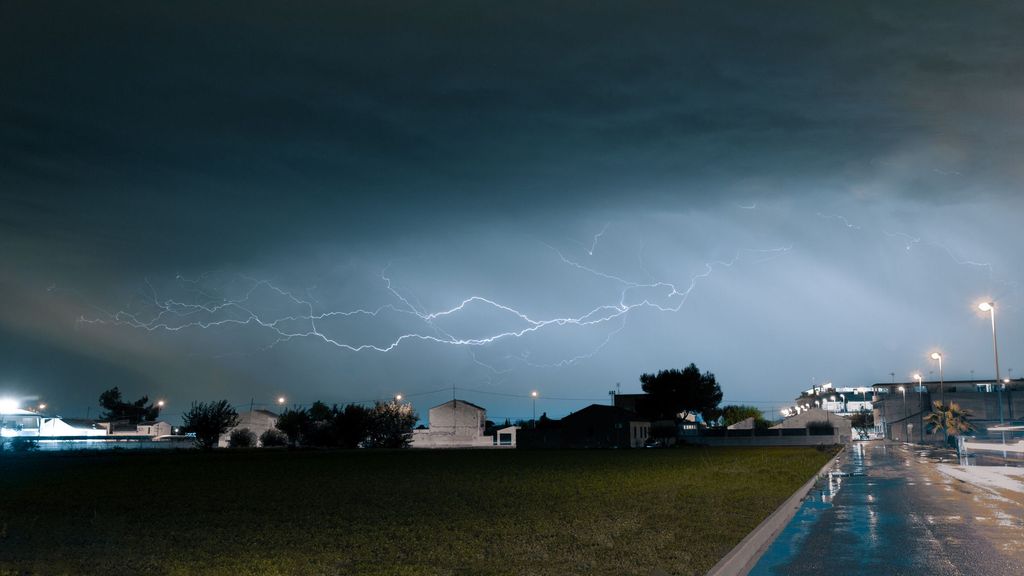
(750, 441), (1024, 576)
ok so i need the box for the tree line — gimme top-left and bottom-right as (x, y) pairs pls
(95, 387), (419, 450)
(181, 399), (418, 450)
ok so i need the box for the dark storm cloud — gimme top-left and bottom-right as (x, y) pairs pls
(5, 1), (1024, 269)
(3, 1), (1024, 418)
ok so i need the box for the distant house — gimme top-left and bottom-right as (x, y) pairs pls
(51, 418), (108, 436)
(727, 417), (756, 430)
(519, 404), (650, 449)
(411, 399), (502, 448)
(772, 407), (851, 441)
(219, 409), (279, 447)
(137, 421), (173, 437)
(613, 393), (700, 442)
(562, 405), (650, 448)
(495, 425), (519, 447)
(3, 409), (107, 438)
(612, 394), (659, 418)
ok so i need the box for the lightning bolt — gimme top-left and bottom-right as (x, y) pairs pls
(77, 237), (793, 368)
(816, 212), (861, 230)
(569, 223), (610, 256)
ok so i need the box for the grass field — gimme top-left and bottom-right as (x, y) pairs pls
(0, 446), (835, 576)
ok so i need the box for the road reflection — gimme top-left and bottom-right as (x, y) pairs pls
(749, 441), (1024, 576)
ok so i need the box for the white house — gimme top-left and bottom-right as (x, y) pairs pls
(3, 408), (107, 438)
(136, 421), (173, 437)
(411, 399), (501, 448)
(495, 425), (519, 447)
(219, 409), (279, 447)
(1, 408), (42, 438)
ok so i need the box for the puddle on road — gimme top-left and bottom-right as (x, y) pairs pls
(748, 442), (1024, 575)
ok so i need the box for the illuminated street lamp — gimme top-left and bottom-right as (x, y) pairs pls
(914, 373), (924, 442)
(156, 400), (166, 408)
(978, 301), (1003, 425)
(277, 396), (286, 406)
(38, 403), (47, 411)
(395, 394), (403, 402)
(530, 391), (538, 427)
(930, 352), (944, 407)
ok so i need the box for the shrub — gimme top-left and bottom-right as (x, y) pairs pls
(228, 428), (257, 448)
(259, 429), (288, 447)
(10, 438), (39, 452)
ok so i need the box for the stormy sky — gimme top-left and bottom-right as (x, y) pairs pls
(2, 1), (1023, 423)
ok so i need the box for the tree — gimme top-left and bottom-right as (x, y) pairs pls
(720, 405), (766, 428)
(304, 402), (338, 447)
(98, 386), (160, 425)
(849, 409), (874, 432)
(334, 403), (372, 448)
(228, 428), (256, 448)
(275, 408), (309, 447)
(364, 400), (418, 449)
(259, 428), (288, 447)
(702, 406), (724, 427)
(639, 363), (723, 421)
(924, 401), (975, 450)
(181, 400), (239, 450)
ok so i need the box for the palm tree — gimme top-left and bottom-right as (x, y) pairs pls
(924, 401), (975, 452)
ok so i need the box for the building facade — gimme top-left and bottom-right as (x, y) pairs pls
(872, 378), (1023, 443)
(410, 399), (498, 448)
(219, 409), (279, 447)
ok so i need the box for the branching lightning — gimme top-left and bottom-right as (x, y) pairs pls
(816, 212), (861, 230)
(569, 223), (610, 256)
(77, 237), (793, 369)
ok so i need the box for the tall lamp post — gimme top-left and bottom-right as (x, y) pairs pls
(978, 302), (1003, 426)
(531, 391), (538, 428)
(931, 352), (944, 407)
(914, 373), (924, 442)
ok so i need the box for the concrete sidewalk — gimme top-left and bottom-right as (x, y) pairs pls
(936, 463), (1024, 495)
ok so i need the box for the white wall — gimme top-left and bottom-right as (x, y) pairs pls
(219, 410), (278, 447)
(427, 401), (485, 438)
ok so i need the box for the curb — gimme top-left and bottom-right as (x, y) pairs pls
(704, 445), (846, 576)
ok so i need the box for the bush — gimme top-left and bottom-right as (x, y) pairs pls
(10, 438), (39, 452)
(259, 429), (288, 447)
(228, 428), (257, 448)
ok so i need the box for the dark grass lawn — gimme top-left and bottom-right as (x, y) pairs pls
(0, 446), (835, 576)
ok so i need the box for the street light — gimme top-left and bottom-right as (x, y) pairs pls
(38, 403), (47, 411)
(395, 394), (403, 402)
(978, 301), (1003, 426)
(913, 373), (924, 442)
(156, 400), (165, 408)
(531, 391), (538, 427)
(277, 396), (286, 406)
(931, 352), (944, 407)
